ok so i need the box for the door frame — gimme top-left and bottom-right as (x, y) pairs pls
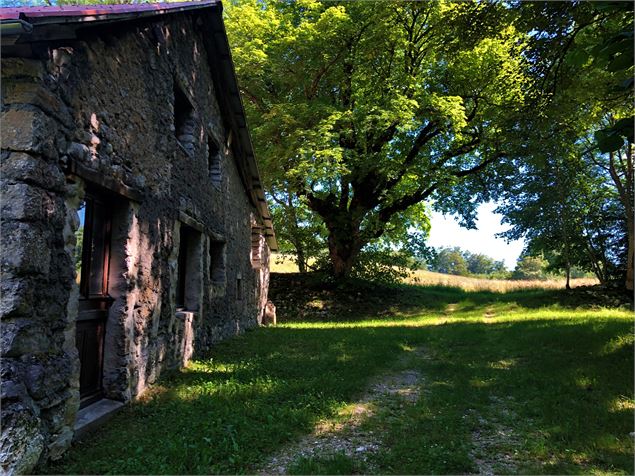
(76, 188), (114, 407)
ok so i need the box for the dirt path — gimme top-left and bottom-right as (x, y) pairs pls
(468, 396), (523, 475)
(257, 349), (426, 474)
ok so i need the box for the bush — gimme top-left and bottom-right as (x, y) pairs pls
(512, 255), (548, 280)
(350, 248), (411, 284)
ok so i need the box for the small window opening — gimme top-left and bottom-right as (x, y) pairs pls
(174, 82), (196, 155)
(208, 137), (222, 187)
(250, 225), (263, 269)
(236, 277), (243, 301)
(176, 226), (190, 309)
(175, 224), (201, 311)
(74, 202), (86, 285)
(209, 240), (225, 283)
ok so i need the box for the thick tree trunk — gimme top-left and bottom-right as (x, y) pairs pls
(305, 192), (366, 280)
(327, 232), (359, 279)
(626, 215), (634, 292)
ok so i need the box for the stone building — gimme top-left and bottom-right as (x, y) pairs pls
(0, 2), (276, 473)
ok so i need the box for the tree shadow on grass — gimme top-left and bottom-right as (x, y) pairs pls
(270, 273), (626, 322)
(46, 316), (633, 475)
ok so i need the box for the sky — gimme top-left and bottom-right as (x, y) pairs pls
(427, 202), (525, 270)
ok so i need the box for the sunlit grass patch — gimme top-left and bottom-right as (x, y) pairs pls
(607, 396), (635, 413)
(601, 332), (635, 355)
(45, 282), (633, 475)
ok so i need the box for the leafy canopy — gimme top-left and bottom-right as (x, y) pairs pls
(226, 0), (533, 276)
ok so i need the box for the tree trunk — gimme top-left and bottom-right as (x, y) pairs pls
(284, 190), (307, 273)
(565, 262), (571, 290)
(626, 214), (634, 292)
(607, 147), (633, 291)
(625, 145), (634, 292)
(305, 193), (366, 280)
(296, 246), (307, 273)
(326, 225), (362, 280)
(584, 237), (606, 285)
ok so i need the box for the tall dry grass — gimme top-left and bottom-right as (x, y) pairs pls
(271, 254), (305, 273)
(405, 269), (598, 292)
(270, 253), (598, 292)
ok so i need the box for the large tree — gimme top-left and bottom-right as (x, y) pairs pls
(226, 0), (531, 278)
(495, 1), (633, 290)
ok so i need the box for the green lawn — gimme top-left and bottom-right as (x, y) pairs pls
(45, 284), (634, 475)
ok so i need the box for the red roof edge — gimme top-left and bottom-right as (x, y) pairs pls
(0, 1), (218, 22)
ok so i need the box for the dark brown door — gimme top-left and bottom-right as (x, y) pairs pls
(75, 192), (113, 407)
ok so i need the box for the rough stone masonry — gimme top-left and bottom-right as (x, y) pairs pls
(0, 3), (276, 474)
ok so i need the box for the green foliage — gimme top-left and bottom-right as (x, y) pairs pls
(493, 2), (633, 288)
(466, 252), (506, 276)
(225, 0), (533, 277)
(581, 3), (634, 153)
(431, 247), (469, 276)
(268, 191), (327, 272)
(74, 226), (83, 277)
(512, 255), (548, 281)
(349, 246), (412, 285)
(428, 247), (507, 278)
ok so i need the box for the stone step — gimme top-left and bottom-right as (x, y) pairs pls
(73, 398), (124, 441)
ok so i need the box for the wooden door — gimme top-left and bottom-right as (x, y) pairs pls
(75, 192), (113, 407)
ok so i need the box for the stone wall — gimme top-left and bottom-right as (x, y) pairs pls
(1, 12), (271, 474)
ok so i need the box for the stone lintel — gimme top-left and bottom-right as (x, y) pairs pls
(178, 211), (204, 232)
(65, 158), (143, 202)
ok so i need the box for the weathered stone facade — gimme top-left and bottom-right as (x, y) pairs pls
(0, 3), (275, 474)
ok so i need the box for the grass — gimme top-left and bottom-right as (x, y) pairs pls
(45, 280), (633, 475)
(288, 453), (367, 475)
(270, 253), (598, 291)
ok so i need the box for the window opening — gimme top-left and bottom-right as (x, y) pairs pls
(174, 81), (196, 155)
(236, 277), (243, 301)
(176, 225), (191, 310)
(79, 195), (112, 298)
(75, 202), (85, 285)
(250, 225), (263, 269)
(208, 137), (222, 187)
(175, 224), (202, 311)
(209, 240), (225, 283)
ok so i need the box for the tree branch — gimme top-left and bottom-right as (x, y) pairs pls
(306, 50), (345, 100)
(373, 184), (438, 237)
(450, 151), (504, 178)
(239, 87), (267, 113)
